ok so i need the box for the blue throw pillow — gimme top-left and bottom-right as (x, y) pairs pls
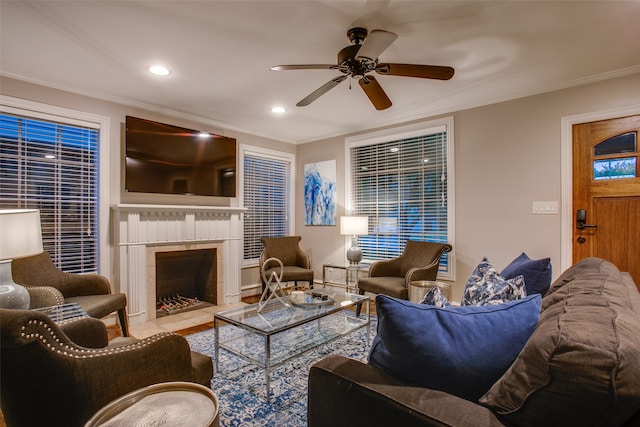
(463, 258), (527, 306)
(368, 294), (541, 402)
(501, 252), (552, 296)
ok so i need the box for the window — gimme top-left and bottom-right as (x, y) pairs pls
(240, 146), (294, 264)
(346, 118), (455, 279)
(593, 131), (637, 180)
(0, 99), (105, 274)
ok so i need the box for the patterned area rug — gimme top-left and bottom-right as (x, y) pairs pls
(186, 314), (377, 427)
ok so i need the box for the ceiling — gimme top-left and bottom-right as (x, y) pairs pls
(1, 1), (639, 144)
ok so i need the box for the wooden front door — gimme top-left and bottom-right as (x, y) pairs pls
(573, 115), (640, 290)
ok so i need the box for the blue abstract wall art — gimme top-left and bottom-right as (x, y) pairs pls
(304, 160), (336, 225)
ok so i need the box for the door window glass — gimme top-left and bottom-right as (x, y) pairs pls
(593, 132), (638, 180)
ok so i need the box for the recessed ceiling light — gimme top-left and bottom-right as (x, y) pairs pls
(271, 106), (286, 114)
(149, 65), (170, 76)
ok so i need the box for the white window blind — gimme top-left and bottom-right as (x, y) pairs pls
(0, 113), (99, 274)
(242, 150), (292, 262)
(348, 121), (453, 276)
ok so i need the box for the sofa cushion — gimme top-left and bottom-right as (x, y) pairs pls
(500, 252), (552, 296)
(480, 257), (640, 426)
(463, 258), (527, 306)
(369, 294), (541, 402)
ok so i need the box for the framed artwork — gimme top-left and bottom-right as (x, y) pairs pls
(304, 160), (336, 225)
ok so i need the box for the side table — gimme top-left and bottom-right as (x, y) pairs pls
(84, 381), (219, 427)
(322, 262), (369, 293)
(34, 302), (89, 323)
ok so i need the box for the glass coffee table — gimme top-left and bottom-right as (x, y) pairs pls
(214, 291), (370, 399)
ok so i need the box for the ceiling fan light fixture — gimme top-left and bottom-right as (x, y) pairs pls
(271, 106), (286, 114)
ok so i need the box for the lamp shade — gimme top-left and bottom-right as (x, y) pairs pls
(0, 209), (43, 260)
(340, 216), (369, 236)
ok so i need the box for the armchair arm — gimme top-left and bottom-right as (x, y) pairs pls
(405, 263), (441, 286)
(26, 285), (64, 308)
(295, 248), (311, 269)
(58, 316), (109, 348)
(369, 258), (403, 277)
(59, 272), (112, 297)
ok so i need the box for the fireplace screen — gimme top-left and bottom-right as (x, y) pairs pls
(155, 248), (217, 316)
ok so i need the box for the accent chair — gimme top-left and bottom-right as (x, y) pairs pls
(259, 236), (314, 290)
(356, 240), (452, 315)
(0, 308), (213, 427)
(11, 251), (129, 336)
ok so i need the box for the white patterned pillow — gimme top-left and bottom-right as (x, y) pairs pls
(463, 258), (527, 306)
(419, 286), (452, 308)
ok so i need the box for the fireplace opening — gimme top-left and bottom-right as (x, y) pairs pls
(155, 248), (217, 317)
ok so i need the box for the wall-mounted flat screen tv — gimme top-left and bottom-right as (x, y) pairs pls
(125, 116), (236, 197)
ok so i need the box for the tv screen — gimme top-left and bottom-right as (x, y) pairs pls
(125, 116), (236, 197)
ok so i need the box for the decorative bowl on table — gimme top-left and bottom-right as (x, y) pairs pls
(288, 289), (335, 307)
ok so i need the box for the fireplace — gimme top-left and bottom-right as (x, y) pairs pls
(113, 204), (245, 325)
(155, 248), (217, 317)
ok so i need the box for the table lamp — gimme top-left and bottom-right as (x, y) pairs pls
(340, 216), (369, 265)
(0, 209), (43, 309)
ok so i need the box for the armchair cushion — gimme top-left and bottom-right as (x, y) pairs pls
(65, 293), (127, 320)
(368, 294), (541, 402)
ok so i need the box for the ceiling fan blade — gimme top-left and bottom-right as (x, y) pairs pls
(296, 75), (348, 107)
(376, 63), (455, 80)
(359, 75), (392, 110)
(271, 64), (338, 71)
(355, 30), (398, 62)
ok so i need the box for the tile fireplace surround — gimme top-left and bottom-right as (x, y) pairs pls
(112, 204), (246, 326)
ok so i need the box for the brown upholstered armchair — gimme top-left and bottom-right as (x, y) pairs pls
(357, 240), (452, 301)
(11, 251), (129, 336)
(0, 308), (213, 427)
(259, 236), (314, 290)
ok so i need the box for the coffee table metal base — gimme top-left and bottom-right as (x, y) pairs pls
(214, 295), (370, 400)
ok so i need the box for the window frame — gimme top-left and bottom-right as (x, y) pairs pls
(0, 95), (110, 275)
(238, 144), (295, 267)
(345, 116), (455, 281)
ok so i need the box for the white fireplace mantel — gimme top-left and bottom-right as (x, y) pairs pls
(112, 204), (246, 324)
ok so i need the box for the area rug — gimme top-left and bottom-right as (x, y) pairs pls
(186, 314), (377, 427)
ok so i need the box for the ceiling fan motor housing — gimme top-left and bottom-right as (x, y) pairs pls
(347, 27), (368, 45)
(338, 45), (363, 74)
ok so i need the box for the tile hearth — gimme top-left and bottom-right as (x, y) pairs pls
(129, 302), (247, 339)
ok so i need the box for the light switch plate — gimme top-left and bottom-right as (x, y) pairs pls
(532, 201), (558, 214)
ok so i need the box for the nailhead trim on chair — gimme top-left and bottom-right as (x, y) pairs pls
(20, 319), (176, 359)
(28, 286), (65, 305)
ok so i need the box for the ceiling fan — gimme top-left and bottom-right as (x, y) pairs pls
(270, 27), (455, 111)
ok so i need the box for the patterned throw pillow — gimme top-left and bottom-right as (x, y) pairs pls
(463, 258), (527, 306)
(419, 286), (452, 308)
